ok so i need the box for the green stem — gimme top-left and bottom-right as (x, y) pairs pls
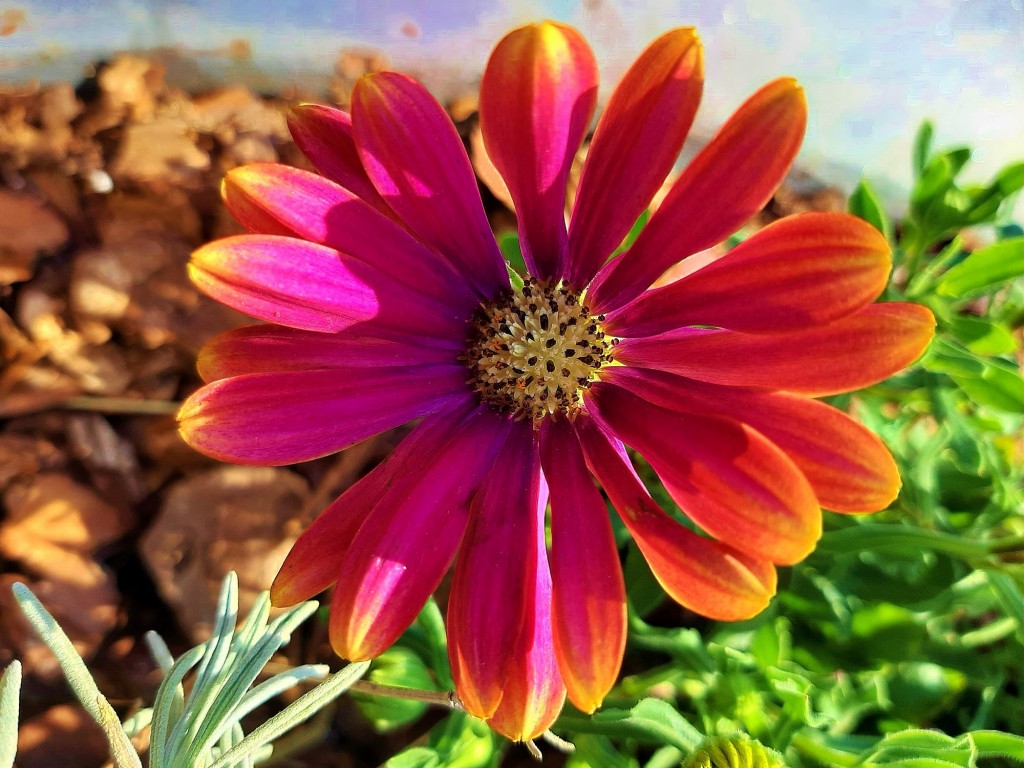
(819, 525), (1024, 561)
(61, 396), (181, 415)
(350, 680), (460, 709)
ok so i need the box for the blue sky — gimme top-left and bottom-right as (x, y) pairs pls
(3, 0), (1022, 209)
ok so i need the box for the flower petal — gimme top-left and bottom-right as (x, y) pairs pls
(177, 365), (468, 465)
(480, 21), (598, 280)
(197, 325), (456, 382)
(539, 418), (625, 714)
(270, 406), (464, 606)
(614, 302), (936, 396)
(604, 367), (901, 513)
(589, 78), (807, 312)
(485, 485), (566, 742)
(329, 406), (511, 661)
(222, 163), (478, 306)
(588, 383), (821, 565)
(736, 396), (900, 513)
(352, 72), (509, 297)
(567, 28), (703, 287)
(607, 212), (892, 336)
(447, 422), (544, 719)
(577, 416), (776, 620)
(189, 235), (466, 341)
(287, 103), (391, 214)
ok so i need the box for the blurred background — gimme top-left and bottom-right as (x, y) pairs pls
(3, 0), (1023, 208)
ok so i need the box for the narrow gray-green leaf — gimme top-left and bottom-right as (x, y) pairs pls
(0, 661), (22, 768)
(11, 583), (142, 768)
(207, 661), (370, 768)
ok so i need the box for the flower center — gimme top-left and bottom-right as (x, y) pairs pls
(463, 278), (615, 423)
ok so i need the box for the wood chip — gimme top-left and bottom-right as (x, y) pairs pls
(140, 466), (311, 641)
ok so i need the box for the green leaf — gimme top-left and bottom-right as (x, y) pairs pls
(945, 315), (1018, 355)
(563, 698), (705, 752)
(922, 340), (1024, 413)
(427, 711), (498, 768)
(965, 161), (1024, 224)
(357, 647), (436, 731)
(569, 735), (638, 768)
(941, 147), (973, 180)
(912, 155), (954, 213)
(624, 542), (666, 617)
(951, 366), (1024, 413)
(849, 179), (893, 242)
(913, 121), (935, 179)
(498, 231), (527, 277)
(749, 620), (784, 669)
(615, 210), (651, 255)
(0, 661), (21, 768)
(991, 161), (1024, 196)
(969, 730), (1024, 760)
(385, 747), (442, 768)
(936, 238), (1024, 298)
(886, 663), (967, 723)
(985, 570), (1024, 643)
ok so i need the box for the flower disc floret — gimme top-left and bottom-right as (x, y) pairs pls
(462, 278), (615, 422)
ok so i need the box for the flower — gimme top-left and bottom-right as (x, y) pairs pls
(178, 22), (935, 741)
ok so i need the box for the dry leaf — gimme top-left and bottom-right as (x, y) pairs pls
(0, 433), (65, 489)
(16, 703), (109, 768)
(96, 191), (203, 245)
(17, 282), (132, 395)
(66, 414), (146, 504)
(108, 117), (209, 185)
(140, 466), (311, 640)
(0, 474), (126, 674)
(0, 473), (130, 566)
(0, 188), (69, 286)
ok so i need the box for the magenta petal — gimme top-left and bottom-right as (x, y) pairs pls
(352, 72), (509, 297)
(178, 365), (469, 466)
(329, 406), (512, 661)
(540, 418), (625, 714)
(189, 235), (467, 342)
(287, 103), (393, 215)
(223, 164), (477, 307)
(197, 325), (457, 382)
(480, 22), (599, 281)
(588, 382), (821, 565)
(485, 480), (566, 742)
(271, 406), (463, 606)
(447, 421), (543, 719)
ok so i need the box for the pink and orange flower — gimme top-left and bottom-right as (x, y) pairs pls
(178, 22), (935, 740)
